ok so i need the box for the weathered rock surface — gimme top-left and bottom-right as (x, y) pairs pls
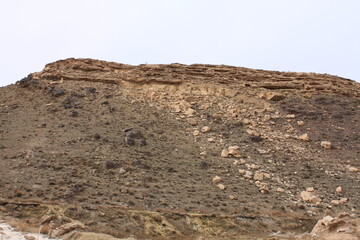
(297, 214), (360, 240)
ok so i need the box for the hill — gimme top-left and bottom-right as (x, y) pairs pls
(0, 58), (359, 239)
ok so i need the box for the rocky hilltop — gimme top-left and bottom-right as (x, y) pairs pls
(0, 58), (359, 239)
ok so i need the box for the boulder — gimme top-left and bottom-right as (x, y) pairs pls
(297, 214), (360, 240)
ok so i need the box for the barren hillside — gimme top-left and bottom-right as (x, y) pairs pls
(0, 58), (359, 239)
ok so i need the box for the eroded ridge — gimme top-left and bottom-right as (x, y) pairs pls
(31, 58), (360, 97)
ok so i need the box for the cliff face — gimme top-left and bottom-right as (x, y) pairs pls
(0, 58), (359, 239)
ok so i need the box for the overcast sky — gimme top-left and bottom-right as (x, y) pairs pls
(0, 0), (359, 87)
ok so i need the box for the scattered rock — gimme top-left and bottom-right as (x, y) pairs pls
(298, 133), (310, 141)
(331, 198), (348, 206)
(336, 186), (342, 193)
(184, 108), (196, 116)
(221, 149), (229, 158)
(187, 118), (198, 126)
(217, 184), (225, 190)
(253, 172), (264, 181)
(212, 176), (222, 183)
(244, 171), (253, 179)
(286, 114), (296, 119)
(347, 166), (359, 172)
(200, 151), (207, 156)
(297, 121), (305, 126)
(259, 91), (285, 101)
(306, 187), (315, 192)
(228, 146), (241, 158)
(124, 128), (147, 146)
(249, 136), (263, 142)
(71, 111), (79, 117)
(228, 195), (236, 200)
(193, 130), (200, 136)
(85, 87), (97, 93)
(256, 182), (269, 193)
(242, 119), (250, 125)
(320, 141), (332, 149)
(276, 187), (285, 193)
(49, 87), (65, 97)
(201, 126), (211, 133)
(300, 191), (321, 204)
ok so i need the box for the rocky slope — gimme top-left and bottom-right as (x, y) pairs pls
(0, 58), (359, 239)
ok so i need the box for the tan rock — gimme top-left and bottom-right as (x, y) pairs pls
(300, 214), (360, 240)
(212, 176), (222, 183)
(187, 118), (198, 126)
(348, 166), (359, 172)
(217, 184), (225, 190)
(336, 186), (342, 193)
(276, 187), (285, 193)
(244, 171), (253, 179)
(242, 119), (250, 125)
(263, 115), (271, 121)
(51, 221), (85, 237)
(184, 108), (196, 116)
(249, 164), (259, 170)
(221, 149), (229, 158)
(298, 133), (310, 141)
(300, 191), (321, 204)
(320, 141), (332, 149)
(260, 91), (285, 101)
(212, 112), (223, 119)
(286, 114), (296, 119)
(207, 137), (215, 142)
(258, 183), (269, 193)
(171, 105), (181, 113)
(200, 151), (207, 156)
(339, 198), (348, 204)
(253, 172), (264, 181)
(306, 187), (315, 192)
(297, 120), (305, 126)
(228, 146), (241, 158)
(238, 169), (246, 174)
(228, 195), (236, 200)
(193, 130), (200, 136)
(201, 126), (211, 133)
(331, 198), (348, 206)
(246, 129), (260, 136)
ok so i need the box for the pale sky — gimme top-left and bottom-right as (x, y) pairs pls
(0, 0), (359, 87)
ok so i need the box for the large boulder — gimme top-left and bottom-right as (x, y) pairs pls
(297, 214), (360, 240)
